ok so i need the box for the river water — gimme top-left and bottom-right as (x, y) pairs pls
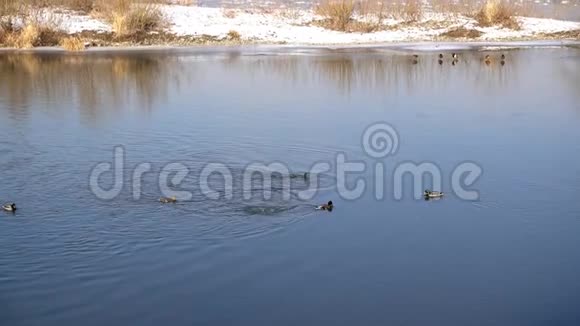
(1, 46), (580, 325)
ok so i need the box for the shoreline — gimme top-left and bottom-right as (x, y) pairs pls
(1, 5), (579, 51)
(1, 39), (579, 54)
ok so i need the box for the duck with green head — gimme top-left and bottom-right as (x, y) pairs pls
(159, 196), (177, 203)
(411, 54), (418, 65)
(484, 55), (491, 65)
(316, 201), (334, 212)
(290, 172), (309, 179)
(2, 203), (16, 212)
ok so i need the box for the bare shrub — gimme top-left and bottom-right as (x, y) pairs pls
(315, 0), (355, 31)
(125, 5), (163, 33)
(226, 29), (241, 41)
(475, 0), (520, 29)
(93, 1), (165, 36)
(10, 24), (39, 48)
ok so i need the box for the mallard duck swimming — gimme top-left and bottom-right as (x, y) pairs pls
(484, 55), (491, 65)
(424, 190), (444, 198)
(2, 203), (16, 212)
(290, 172), (309, 179)
(316, 201), (333, 212)
(452, 53), (458, 60)
(411, 55), (418, 64)
(439, 53), (443, 59)
(159, 196), (177, 203)
(500, 54), (506, 65)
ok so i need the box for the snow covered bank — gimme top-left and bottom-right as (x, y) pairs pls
(160, 6), (580, 44)
(9, 5), (580, 46)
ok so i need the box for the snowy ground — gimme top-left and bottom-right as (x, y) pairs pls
(42, 5), (580, 45)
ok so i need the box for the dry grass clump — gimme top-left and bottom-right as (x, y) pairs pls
(0, 17), (14, 43)
(315, 0), (424, 32)
(93, 0), (165, 37)
(440, 26), (482, 38)
(1, 0), (19, 43)
(60, 35), (85, 50)
(1, 22), (63, 48)
(314, 0), (383, 33)
(315, 0), (355, 31)
(1, 0), (167, 48)
(1, 5), (65, 48)
(474, 0), (520, 29)
(124, 5), (164, 34)
(226, 29), (241, 41)
(1, 1), (65, 48)
(10, 24), (39, 48)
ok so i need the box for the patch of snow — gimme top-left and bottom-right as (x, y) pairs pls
(159, 6), (580, 44)
(519, 16), (579, 33)
(30, 8), (111, 33)
(460, 16), (580, 41)
(162, 6), (457, 44)
(56, 12), (111, 33)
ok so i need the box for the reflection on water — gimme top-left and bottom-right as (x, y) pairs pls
(1, 47), (580, 326)
(0, 54), (184, 121)
(4, 48), (578, 119)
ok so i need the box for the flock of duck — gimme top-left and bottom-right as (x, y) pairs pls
(411, 53), (506, 66)
(3, 191), (443, 215)
(157, 190), (443, 212)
